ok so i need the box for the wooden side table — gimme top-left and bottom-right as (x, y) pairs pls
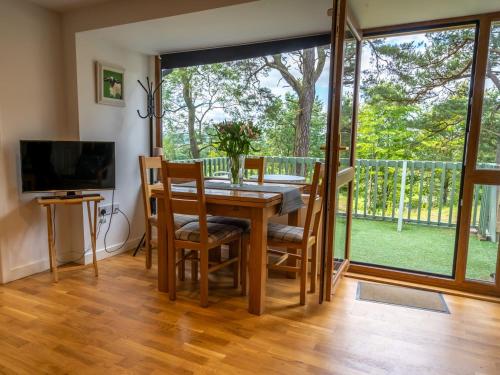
(36, 195), (104, 282)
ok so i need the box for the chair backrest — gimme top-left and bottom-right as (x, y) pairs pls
(302, 162), (325, 245)
(139, 155), (163, 220)
(244, 156), (265, 183)
(161, 161), (209, 245)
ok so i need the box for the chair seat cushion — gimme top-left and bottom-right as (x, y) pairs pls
(267, 222), (305, 244)
(150, 214), (198, 229)
(174, 214), (198, 229)
(207, 216), (250, 232)
(175, 222), (243, 244)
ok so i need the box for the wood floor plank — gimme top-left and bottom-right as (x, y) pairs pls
(0, 251), (499, 374)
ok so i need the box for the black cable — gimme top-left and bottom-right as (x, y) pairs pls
(103, 190), (131, 254)
(114, 208), (131, 252)
(96, 218), (103, 239)
(51, 189), (130, 263)
(103, 189), (115, 252)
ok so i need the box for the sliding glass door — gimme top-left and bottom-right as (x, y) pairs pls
(345, 14), (499, 298)
(348, 25), (476, 277)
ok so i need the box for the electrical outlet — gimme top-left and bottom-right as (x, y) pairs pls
(99, 203), (119, 216)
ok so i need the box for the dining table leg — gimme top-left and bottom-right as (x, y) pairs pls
(157, 197), (168, 293)
(248, 207), (269, 315)
(286, 209), (301, 278)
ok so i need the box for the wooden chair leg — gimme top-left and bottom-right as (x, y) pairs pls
(191, 250), (198, 282)
(310, 242), (318, 293)
(241, 234), (248, 296)
(209, 245), (222, 263)
(178, 249), (186, 281)
(200, 250), (209, 307)
(167, 244), (177, 301)
(300, 246), (308, 305)
(145, 223), (152, 269)
(229, 240), (240, 289)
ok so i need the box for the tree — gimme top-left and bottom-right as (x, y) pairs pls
(480, 24), (500, 166)
(363, 27), (499, 164)
(260, 93), (327, 158)
(262, 46), (328, 157)
(162, 61), (271, 159)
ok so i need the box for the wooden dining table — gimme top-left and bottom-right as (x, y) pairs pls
(151, 180), (303, 315)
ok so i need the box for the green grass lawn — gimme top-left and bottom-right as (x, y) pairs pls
(339, 218), (497, 282)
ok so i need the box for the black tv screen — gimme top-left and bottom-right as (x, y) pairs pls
(20, 140), (115, 193)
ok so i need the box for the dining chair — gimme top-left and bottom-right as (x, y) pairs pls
(244, 156), (265, 183)
(138, 156), (198, 269)
(161, 160), (247, 307)
(266, 162), (325, 305)
(205, 158), (258, 294)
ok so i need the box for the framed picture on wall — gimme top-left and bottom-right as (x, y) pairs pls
(95, 61), (125, 107)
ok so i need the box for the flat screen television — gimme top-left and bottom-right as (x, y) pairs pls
(20, 140), (115, 193)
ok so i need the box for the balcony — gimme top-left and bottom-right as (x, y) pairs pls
(178, 156), (498, 282)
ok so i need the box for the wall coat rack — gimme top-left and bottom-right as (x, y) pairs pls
(137, 76), (165, 120)
(136, 76), (165, 175)
(134, 76), (165, 257)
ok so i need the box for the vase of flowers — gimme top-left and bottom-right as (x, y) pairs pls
(212, 121), (261, 186)
(227, 154), (246, 186)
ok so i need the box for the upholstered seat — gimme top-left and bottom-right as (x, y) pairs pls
(207, 216), (251, 232)
(266, 162), (324, 305)
(148, 214), (197, 229)
(267, 222), (307, 244)
(174, 214), (198, 229)
(175, 222), (243, 245)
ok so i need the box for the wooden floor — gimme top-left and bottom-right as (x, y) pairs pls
(0, 252), (499, 375)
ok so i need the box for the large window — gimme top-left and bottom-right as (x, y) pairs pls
(161, 42), (331, 181)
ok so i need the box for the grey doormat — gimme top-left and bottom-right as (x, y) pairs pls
(356, 282), (450, 313)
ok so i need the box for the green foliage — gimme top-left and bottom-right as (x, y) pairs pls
(359, 26), (499, 166)
(161, 61), (272, 159)
(257, 93), (326, 158)
(350, 218), (497, 279)
(160, 26), (499, 169)
(210, 121), (261, 156)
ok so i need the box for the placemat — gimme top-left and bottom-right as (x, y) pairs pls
(177, 181), (304, 215)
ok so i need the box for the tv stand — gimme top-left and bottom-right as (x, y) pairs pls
(36, 195), (104, 282)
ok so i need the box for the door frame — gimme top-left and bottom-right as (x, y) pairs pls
(347, 11), (500, 298)
(320, 0), (363, 302)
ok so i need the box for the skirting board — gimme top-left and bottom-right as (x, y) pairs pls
(83, 236), (142, 264)
(2, 236), (142, 284)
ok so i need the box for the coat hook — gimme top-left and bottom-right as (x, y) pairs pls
(137, 76), (165, 119)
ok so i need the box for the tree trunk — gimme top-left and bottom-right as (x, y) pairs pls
(293, 49), (316, 158)
(181, 74), (200, 159)
(496, 139), (500, 168)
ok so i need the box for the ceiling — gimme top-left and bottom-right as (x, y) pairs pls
(29, 0), (112, 12)
(72, 0), (499, 55)
(79, 0), (331, 55)
(351, 0), (499, 30)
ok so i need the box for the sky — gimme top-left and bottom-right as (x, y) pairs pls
(252, 33), (429, 112)
(183, 29), (481, 123)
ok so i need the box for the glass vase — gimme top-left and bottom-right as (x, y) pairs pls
(228, 154), (245, 186)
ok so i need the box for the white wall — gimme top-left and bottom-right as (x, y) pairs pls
(0, 0), (254, 283)
(75, 34), (150, 262)
(0, 0), (72, 283)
